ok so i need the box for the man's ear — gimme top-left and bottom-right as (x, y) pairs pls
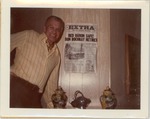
(43, 26), (46, 32)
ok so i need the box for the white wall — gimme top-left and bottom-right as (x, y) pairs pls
(52, 8), (111, 108)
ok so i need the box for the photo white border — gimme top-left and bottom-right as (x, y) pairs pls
(1, 0), (149, 118)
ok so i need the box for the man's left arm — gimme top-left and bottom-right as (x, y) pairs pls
(41, 58), (61, 108)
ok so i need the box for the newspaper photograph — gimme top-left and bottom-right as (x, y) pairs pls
(64, 23), (97, 73)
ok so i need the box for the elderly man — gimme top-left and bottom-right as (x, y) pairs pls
(10, 15), (65, 108)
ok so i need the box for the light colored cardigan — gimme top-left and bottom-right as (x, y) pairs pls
(11, 30), (61, 107)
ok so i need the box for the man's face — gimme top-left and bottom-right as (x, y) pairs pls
(44, 18), (63, 44)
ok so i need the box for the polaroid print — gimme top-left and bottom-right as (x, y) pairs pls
(0, 0), (149, 119)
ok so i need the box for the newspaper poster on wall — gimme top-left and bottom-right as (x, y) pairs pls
(64, 23), (97, 73)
